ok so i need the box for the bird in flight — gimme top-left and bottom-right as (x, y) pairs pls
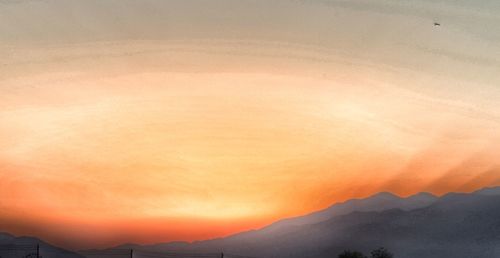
(434, 22), (441, 26)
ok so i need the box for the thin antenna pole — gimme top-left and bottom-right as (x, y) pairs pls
(36, 244), (40, 258)
(130, 249), (133, 258)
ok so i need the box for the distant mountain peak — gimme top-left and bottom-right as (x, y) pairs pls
(0, 232), (15, 237)
(0, 232), (83, 258)
(473, 186), (500, 196)
(370, 192), (400, 199)
(100, 190), (500, 258)
(406, 192), (437, 200)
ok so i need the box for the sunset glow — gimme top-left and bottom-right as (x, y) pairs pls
(1, 0), (500, 250)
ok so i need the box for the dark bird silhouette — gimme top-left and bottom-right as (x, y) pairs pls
(434, 22), (441, 26)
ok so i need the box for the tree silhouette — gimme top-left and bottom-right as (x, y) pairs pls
(338, 250), (367, 258)
(370, 247), (393, 258)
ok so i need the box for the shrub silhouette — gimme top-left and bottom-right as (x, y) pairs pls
(370, 247), (393, 258)
(338, 250), (367, 258)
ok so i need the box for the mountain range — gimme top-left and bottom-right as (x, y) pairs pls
(0, 232), (82, 258)
(2, 187), (500, 258)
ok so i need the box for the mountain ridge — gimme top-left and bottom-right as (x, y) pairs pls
(98, 186), (500, 258)
(2, 186), (500, 258)
(0, 232), (83, 258)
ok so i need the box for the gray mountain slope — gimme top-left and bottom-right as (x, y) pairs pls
(473, 186), (500, 196)
(120, 187), (500, 258)
(0, 232), (83, 258)
(261, 192), (438, 231)
(4, 187), (499, 258)
(130, 191), (437, 252)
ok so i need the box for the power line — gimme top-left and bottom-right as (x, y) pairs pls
(1, 245), (261, 258)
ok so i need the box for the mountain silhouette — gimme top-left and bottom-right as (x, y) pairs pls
(99, 187), (500, 258)
(0, 232), (83, 258)
(3, 187), (500, 258)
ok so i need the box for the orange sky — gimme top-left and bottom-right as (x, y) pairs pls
(1, 0), (500, 251)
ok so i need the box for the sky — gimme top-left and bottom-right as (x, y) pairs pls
(1, 0), (500, 250)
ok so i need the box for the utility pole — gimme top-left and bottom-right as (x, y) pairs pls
(220, 252), (224, 258)
(36, 244), (40, 258)
(130, 249), (134, 258)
